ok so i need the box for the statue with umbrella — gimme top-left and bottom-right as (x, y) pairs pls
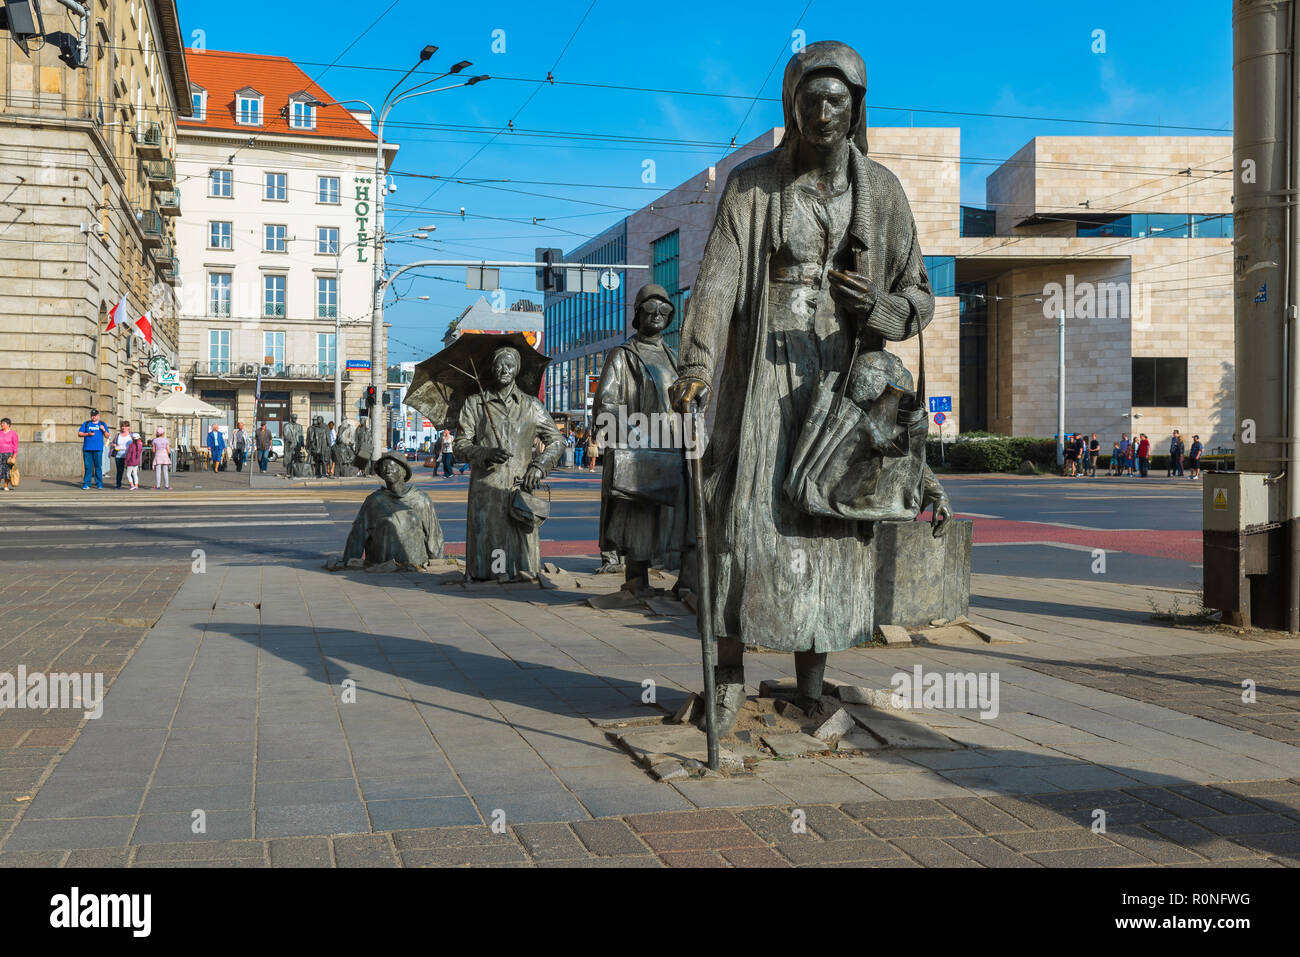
(406, 332), (563, 582)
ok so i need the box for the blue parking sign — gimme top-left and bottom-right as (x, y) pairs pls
(928, 395), (952, 413)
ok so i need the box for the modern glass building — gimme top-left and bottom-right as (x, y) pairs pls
(543, 219), (629, 415)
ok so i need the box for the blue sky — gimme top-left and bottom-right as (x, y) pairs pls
(178, 0), (1233, 363)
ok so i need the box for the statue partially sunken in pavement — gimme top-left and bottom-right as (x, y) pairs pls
(281, 413), (303, 475)
(453, 346), (563, 581)
(668, 40), (953, 731)
(353, 417), (372, 474)
(593, 283), (692, 595)
(340, 452), (444, 567)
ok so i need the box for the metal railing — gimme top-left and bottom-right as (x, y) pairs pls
(145, 159), (174, 188)
(191, 361), (349, 380)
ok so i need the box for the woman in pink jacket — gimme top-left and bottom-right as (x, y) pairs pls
(0, 418), (18, 491)
(124, 430), (144, 490)
(151, 427), (172, 490)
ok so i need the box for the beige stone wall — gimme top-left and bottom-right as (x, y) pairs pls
(0, 1), (187, 473)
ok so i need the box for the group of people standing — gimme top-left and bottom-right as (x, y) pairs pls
(1063, 429), (1204, 479)
(73, 409), (173, 490)
(566, 427), (599, 471)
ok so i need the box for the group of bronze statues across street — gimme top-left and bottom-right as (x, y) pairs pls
(280, 414), (369, 478)
(340, 40), (960, 739)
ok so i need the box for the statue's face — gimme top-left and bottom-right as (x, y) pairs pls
(794, 74), (853, 152)
(490, 351), (520, 388)
(376, 458), (401, 486)
(638, 299), (673, 336)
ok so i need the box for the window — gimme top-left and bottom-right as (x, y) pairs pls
(264, 224), (287, 252)
(208, 273), (231, 317)
(318, 176), (340, 204)
(208, 221), (232, 250)
(263, 274), (286, 317)
(237, 94), (262, 126)
(290, 99), (316, 130)
(1132, 357), (1188, 407)
(960, 205), (996, 238)
(207, 329), (230, 373)
(264, 172), (287, 201)
(263, 331), (285, 372)
(317, 332), (337, 375)
(191, 88), (206, 121)
(317, 227), (339, 255)
(317, 277), (338, 318)
(651, 229), (684, 351)
(210, 168), (232, 198)
(923, 256), (956, 297)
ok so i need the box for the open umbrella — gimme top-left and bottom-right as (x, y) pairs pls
(405, 331), (551, 434)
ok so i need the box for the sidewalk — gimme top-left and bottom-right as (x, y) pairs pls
(1, 547), (1298, 866)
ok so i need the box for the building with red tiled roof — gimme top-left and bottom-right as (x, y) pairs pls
(175, 49), (397, 442)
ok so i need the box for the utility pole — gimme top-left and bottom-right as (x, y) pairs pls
(1206, 1), (1296, 629)
(1056, 309), (1065, 469)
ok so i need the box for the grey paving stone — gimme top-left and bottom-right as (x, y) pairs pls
(5, 816), (135, 850)
(141, 784), (253, 813)
(861, 815), (980, 839)
(400, 845), (529, 867)
(892, 836), (981, 867)
(939, 796), (1035, 834)
(802, 805), (871, 841)
(470, 790), (590, 824)
(151, 761), (256, 789)
(1104, 829), (1206, 865)
(738, 807), (816, 844)
(1026, 845), (1153, 867)
(778, 837), (906, 865)
(24, 787), (145, 820)
(997, 828), (1113, 853)
(537, 855), (664, 867)
(133, 840), (266, 864)
(357, 776), (466, 801)
(268, 837), (332, 867)
(366, 797), (482, 830)
(576, 786), (693, 817)
(513, 821), (589, 862)
(334, 834), (399, 868)
(255, 759), (354, 784)
(0, 850), (68, 867)
(255, 802), (371, 839)
(1195, 813), (1300, 837)
(132, 810), (254, 844)
(571, 819), (650, 857)
(841, 798), (952, 821)
(62, 848), (132, 868)
(944, 836), (1039, 867)
(256, 779), (360, 807)
(391, 825), (516, 851)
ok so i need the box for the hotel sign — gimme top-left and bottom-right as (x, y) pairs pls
(353, 176), (371, 263)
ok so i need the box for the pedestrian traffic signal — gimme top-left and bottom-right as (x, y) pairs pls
(365, 386), (377, 408)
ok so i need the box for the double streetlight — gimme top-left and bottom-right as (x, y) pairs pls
(310, 45), (489, 464)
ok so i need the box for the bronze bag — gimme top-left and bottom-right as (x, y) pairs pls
(508, 482), (550, 529)
(784, 319), (928, 522)
(608, 448), (680, 507)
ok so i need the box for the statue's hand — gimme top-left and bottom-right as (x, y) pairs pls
(828, 269), (878, 323)
(929, 497), (953, 537)
(483, 447), (511, 466)
(521, 464), (544, 492)
(669, 376), (711, 414)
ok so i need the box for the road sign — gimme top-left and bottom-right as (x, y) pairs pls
(599, 269), (620, 291)
(933, 411), (946, 425)
(928, 395), (952, 414)
(346, 359), (371, 370)
(466, 265), (500, 291)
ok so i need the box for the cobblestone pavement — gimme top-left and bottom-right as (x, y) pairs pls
(2, 780), (1298, 867)
(1023, 650), (1300, 745)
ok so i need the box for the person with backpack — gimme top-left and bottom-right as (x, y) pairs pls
(78, 409), (110, 490)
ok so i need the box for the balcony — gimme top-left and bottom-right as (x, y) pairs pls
(145, 159), (174, 190)
(160, 258), (180, 285)
(157, 188), (180, 217)
(140, 208), (163, 247)
(191, 361), (349, 381)
(134, 121), (163, 159)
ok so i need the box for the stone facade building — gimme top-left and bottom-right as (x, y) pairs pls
(0, 0), (190, 476)
(545, 129), (1235, 450)
(174, 48), (394, 441)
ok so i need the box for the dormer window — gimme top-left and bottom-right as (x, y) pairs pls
(191, 84), (207, 121)
(288, 93), (317, 130)
(236, 87), (263, 126)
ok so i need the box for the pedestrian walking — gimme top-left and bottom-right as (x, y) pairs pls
(206, 424), (225, 472)
(1088, 433), (1100, 477)
(1137, 433), (1151, 477)
(1064, 432), (1078, 476)
(1188, 435), (1203, 479)
(327, 421), (337, 477)
(77, 408), (110, 489)
(231, 421), (250, 473)
(1168, 429), (1185, 477)
(255, 422), (272, 472)
(152, 427), (172, 490)
(111, 420), (135, 489)
(0, 417), (18, 491)
(1110, 440), (1121, 475)
(124, 429), (143, 489)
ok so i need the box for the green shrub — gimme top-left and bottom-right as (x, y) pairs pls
(927, 435), (1058, 472)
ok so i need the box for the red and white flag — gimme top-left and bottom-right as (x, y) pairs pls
(105, 295), (128, 332)
(133, 311), (153, 345)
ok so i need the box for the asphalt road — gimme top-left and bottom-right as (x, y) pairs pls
(0, 469), (1206, 588)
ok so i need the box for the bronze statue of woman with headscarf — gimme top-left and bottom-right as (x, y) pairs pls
(669, 41), (952, 731)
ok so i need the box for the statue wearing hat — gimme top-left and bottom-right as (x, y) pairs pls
(592, 283), (692, 595)
(340, 452), (444, 567)
(453, 345), (563, 581)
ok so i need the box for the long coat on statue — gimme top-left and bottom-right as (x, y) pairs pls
(453, 385), (563, 579)
(677, 41), (934, 653)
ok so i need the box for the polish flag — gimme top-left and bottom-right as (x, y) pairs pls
(105, 295), (128, 332)
(133, 311), (153, 345)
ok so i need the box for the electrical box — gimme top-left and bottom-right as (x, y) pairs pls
(1203, 471), (1277, 532)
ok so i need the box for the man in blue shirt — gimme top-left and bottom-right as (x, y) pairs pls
(206, 424), (226, 472)
(78, 409), (110, 490)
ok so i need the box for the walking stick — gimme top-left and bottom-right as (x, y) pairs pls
(683, 400), (719, 770)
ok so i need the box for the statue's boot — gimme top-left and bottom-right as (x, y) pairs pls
(698, 665), (745, 736)
(793, 650), (829, 716)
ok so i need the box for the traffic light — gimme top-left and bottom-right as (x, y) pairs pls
(365, 386), (377, 408)
(535, 247), (565, 293)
